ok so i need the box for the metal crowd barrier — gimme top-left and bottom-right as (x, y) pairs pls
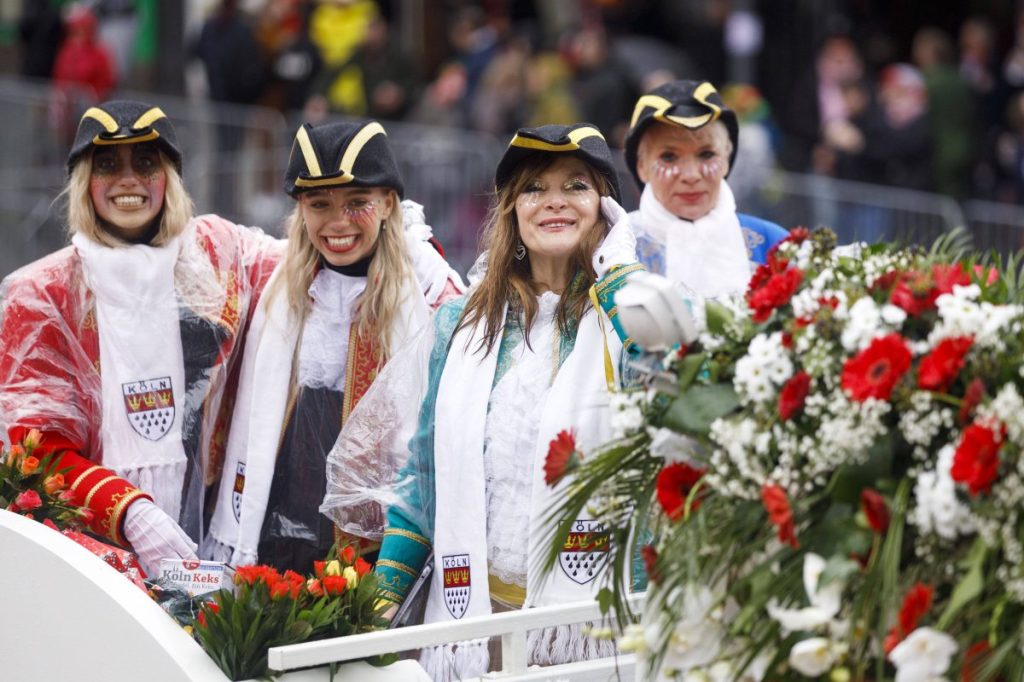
(963, 199), (1024, 260)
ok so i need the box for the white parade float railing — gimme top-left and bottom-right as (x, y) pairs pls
(267, 592), (646, 681)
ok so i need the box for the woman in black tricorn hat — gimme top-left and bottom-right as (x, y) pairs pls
(0, 100), (280, 575)
(334, 123), (642, 679)
(624, 79), (788, 299)
(205, 119), (463, 574)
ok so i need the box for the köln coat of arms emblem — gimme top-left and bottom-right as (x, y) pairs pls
(122, 377), (175, 441)
(559, 519), (611, 585)
(442, 553), (472, 619)
(232, 462), (246, 522)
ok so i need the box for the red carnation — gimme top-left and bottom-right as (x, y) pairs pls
(884, 583), (933, 654)
(747, 267), (804, 323)
(891, 264), (970, 317)
(918, 336), (973, 392)
(950, 422), (1004, 496)
(656, 462), (707, 520)
(544, 429), (582, 486)
(841, 334), (912, 402)
(959, 378), (986, 425)
(761, 483), (798, 548)
(322, 575), (348, 596)
(778, 371), (811, 421)
(860, 488), (890, 534)
(932, 263), (972, 295)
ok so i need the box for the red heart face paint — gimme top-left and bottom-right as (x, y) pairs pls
(298, 186), (393, 267)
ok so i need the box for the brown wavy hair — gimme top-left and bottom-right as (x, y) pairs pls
(457, 155), (611, 354)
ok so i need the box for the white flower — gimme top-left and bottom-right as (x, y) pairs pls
(788, 637), (838, 677)
(618, 624), (648, 654)
(658, 585), (726, 671)
(888, 627), (957, 682)
(881, 303), (908, 326)
(766, 553), (843, 632)
(841, 297), (883, 352)
(911, 445), (973, 540)
(649, 427), (701, 463)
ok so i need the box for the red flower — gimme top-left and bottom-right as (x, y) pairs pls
(307, 578), (324, 597)
(959, 378), (986, 425)
(313, 560), (326, 578)
(950, 422), (1004, 496)
(197, 601), (220, 628)
(43, 518), (58, 531)
(884, 583), (933, 654)
(354, 556), (372, 577)
(544, 429), (582, 486)
(747, 267), (804, 323)
(785, 227), (810, 245)
(656, 462), (707, 520)
(841, 334), (912, 402)
(269, 580), (291, 600)
(640, 544), (661, 583)
(860, 488), (890, 533)
(778, 371), (811, 421)
(322, 575), (348, 596)
(932, 263), (972, 294)
(918, 336), (973, 392)
(870, 270), (902, 294)
(339, 545), (357, 564)
(961, 641), (992, 682)
(234, 564), (281, 587)
(14, 489), (42, 512)
(891, 264), (970, 317)
(761, 483), (799, 548)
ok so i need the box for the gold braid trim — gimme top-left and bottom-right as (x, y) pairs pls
(105, 489), (148, 546)
(83, 475), (119, 509)
(376, 590), (405, 605)
(377, 559), (419, 579)
(383, 527), (431, 549)
(68, 465), (102, 495)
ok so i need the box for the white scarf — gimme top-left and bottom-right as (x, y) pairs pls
(422, 302), (620, 677)
(635, 181), (750, 299)
(72, 227), (189, 521)
(207, 265), (429, 566)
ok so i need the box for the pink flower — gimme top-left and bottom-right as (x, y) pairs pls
(15, 489), (42, 512)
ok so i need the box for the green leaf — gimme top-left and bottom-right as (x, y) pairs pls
(675, 352), (707, 392)
(662, 384), (739, 435)
(704, 300), (734, 336)
(819, 556), (860, 588)
(596, 587), (614, 615)
(937, 537), (987, 629)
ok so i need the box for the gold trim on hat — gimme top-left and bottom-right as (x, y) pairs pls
(295, 125), (323, 177)
(293, 121), (387, 188)
(507, 126), (604, 152)
(629, 82), (722, 131)
(91, 130), (161, 145)
(132, 107), (167, 130)
(82, 107), (120, 133)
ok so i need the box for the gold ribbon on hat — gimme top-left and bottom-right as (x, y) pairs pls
(628, 81), (721, 130)
(507, 125), (604, 152)
(293, 121), (387, 188)
(85, 106), (166, 145)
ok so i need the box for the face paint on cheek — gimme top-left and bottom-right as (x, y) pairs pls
(517, 193), (543, 210)
(653, 160), (681, 180)
(700, 157), (725, 179)
(343, 200), (379, 225)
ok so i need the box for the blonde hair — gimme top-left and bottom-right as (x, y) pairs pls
(637, 119), (733, 175)
(458, 155), (609, 354)
(264, 191), (413, 363)
(64, 148), (194, 247)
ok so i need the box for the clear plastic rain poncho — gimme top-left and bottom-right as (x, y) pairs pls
(0, 214), (280, 543)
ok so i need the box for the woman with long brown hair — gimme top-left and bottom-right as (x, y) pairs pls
(325, 123), (641, 679)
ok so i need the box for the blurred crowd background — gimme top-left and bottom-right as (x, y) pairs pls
(2, 0), (1024, 277)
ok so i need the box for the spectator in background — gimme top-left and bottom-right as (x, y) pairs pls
(525, 51), (580, 128)
(53, 4), (116, 102)
(409, 61), (468, 129)
(876, 63), (932, 192)
(779, 32), (865, 174)
(195, 0), (267, 106)
(912, 26), (975, 199)
(259, 0), (322, 115)
(959, 16), (1005, 196)
(996, 91), (1024, 203)
(18, 0), (63, 80)
(566, 25), (633, 146)
(470, 31), (531, 135)
(448, 5), (502, 126)
(305, 0), (377, 116)
(720, 83), (777, 216)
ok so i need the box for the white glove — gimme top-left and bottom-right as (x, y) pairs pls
(401, 199), (465, 303)
(593, 196), (637, 279)
(122, 498), (199, 577)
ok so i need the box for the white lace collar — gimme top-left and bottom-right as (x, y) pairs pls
(297, 268), (368, 391)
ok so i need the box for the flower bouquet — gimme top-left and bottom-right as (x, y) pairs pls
(1, 429), (90, 529)
(192, 544), (392, 681)
(544, 229), (1024, 680)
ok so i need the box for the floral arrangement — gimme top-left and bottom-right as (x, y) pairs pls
(1, 429), (90, 529)
(192, 544), (391, 681)
(544, 229), (1024, 680)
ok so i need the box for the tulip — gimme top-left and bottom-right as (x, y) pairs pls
(343, 566), (359, 589)
(23, 429), (42, 450)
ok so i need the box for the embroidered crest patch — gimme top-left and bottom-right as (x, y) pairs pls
(442, 554), (471, 619)
(559, 519), (611, 585)
(232, 462), (246, 522)
(122, 377), (175, 441)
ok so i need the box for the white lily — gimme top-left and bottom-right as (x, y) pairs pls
(889, 627), (957, 682)
(788, 637), (838, 677)
(766, 553), (843, 633)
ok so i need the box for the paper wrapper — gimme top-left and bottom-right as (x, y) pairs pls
(61, 529), (147, 591)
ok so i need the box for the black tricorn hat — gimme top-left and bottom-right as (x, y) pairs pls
(67, 100), (183, 174)
(283, 120), (404, 198)
(623, 80), (739, 187)
(494, 123), (622, 201)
